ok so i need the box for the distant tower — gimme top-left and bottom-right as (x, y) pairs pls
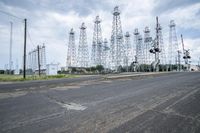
(67, 28), (76, 67)
(32, 49), (37, 72)
(91, 16), (103, 66)
(110, 6), (124, 70)
(134, 29), (143, 65)
(28, 52), (32, 69)
(168, 20), (178, 70)
(41, 44), (46, 70)
(15, 59), (19, 74)
(102, 38), (110, 68)
(144, 27), (153, 65)
(28, 44), (46, 73)
(124, 32), (133, 67)
(133, 29), (139, 63)
(138, 35), (144, 64)
(150, 17), (162, 72)
(78, 23), (89, 67)
(158, 23), (166, 66)
(9, 22), (13, 74)
(4, 64), (8, 73)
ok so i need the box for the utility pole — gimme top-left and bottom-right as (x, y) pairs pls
(23, 19), (27, 79)
(150, 16), (160, 72)
(181, 34), (191, 71)
(9, 22), (13, 74)
(37, 45), (41, 76)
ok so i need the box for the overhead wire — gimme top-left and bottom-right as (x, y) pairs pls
(0, 10), (24, 21)
(0, 10), (38, 70)
(27, 29), (36, 48)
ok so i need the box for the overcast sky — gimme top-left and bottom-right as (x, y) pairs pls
(0, 0), (200, 69)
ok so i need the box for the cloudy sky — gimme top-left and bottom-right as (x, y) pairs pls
(0, 0), (200, 69)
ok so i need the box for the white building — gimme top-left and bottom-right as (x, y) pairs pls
(46, 63), (59, 75)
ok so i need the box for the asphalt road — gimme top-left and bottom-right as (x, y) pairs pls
(0, 72), (200, 133)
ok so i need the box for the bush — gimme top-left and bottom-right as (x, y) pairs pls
(96, 65), (104, 73)
(0, 70), (5, 74)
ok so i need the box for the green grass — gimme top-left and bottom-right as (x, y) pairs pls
(0, 74), (79, 82)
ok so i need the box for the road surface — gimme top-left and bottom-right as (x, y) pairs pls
(0, 72), (200, 133)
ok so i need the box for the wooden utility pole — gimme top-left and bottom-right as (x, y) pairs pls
(37, 45), (41, 76)
(23, 19), (27, 79)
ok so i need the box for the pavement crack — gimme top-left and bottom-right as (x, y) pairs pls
(151, 109), (200, 123)
(164, 87), (200, 111)
(44, 94), (87, 111)
(2, 112), (64, 132)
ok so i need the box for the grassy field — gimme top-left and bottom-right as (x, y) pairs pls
(0, 74), (79, 82)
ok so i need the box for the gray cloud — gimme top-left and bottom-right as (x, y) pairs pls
(1, 0), (112, 16)
(196, 8), (200, 16)
(152, 0), (200, 15)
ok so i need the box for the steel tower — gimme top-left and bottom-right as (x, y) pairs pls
(28, 52), (32, 70)
(32, 49), (37, 71)
(102, 38), (110, 68)
(144, 27), (153, 65)
(133, 29), (139, 64)
(110, 6), (124, 70)
(168, 20), (178, 70)
(158, 23), (166, 66)
(41, 44), (46, 70)
(124, 32), (133, 68)
(150, 17), (161, 72)
(28, 44), (46, 73)
(91, 16), (103, 66)
(67, 28), (76, 67)
(78, 23), (89, 67)
(134, 29), (143, 65)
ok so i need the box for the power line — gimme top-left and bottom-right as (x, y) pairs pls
(0, 10), (23, 21)
(27, 30), (36, 48)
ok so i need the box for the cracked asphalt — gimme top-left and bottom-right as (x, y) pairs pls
(0, 72), (200, 133)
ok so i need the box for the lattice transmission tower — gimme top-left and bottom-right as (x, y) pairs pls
(168, 20), (178, 70)
(110, 6), (124, 70)
(124, 32), (133, 68)
(67, 28), (76, 67)
(150, 17), (161, 72)
(78, 23), (89, 67)
(91, 16), (103, 66)
(134, 29), (143, 65)
(158, 23), (166, 66)
(40, 44), (46, 70)
(144, 27), (153, 65)
(28, 44), (46, 72)
(28, 49), (36, 72)
(102, 38), (110, 68)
